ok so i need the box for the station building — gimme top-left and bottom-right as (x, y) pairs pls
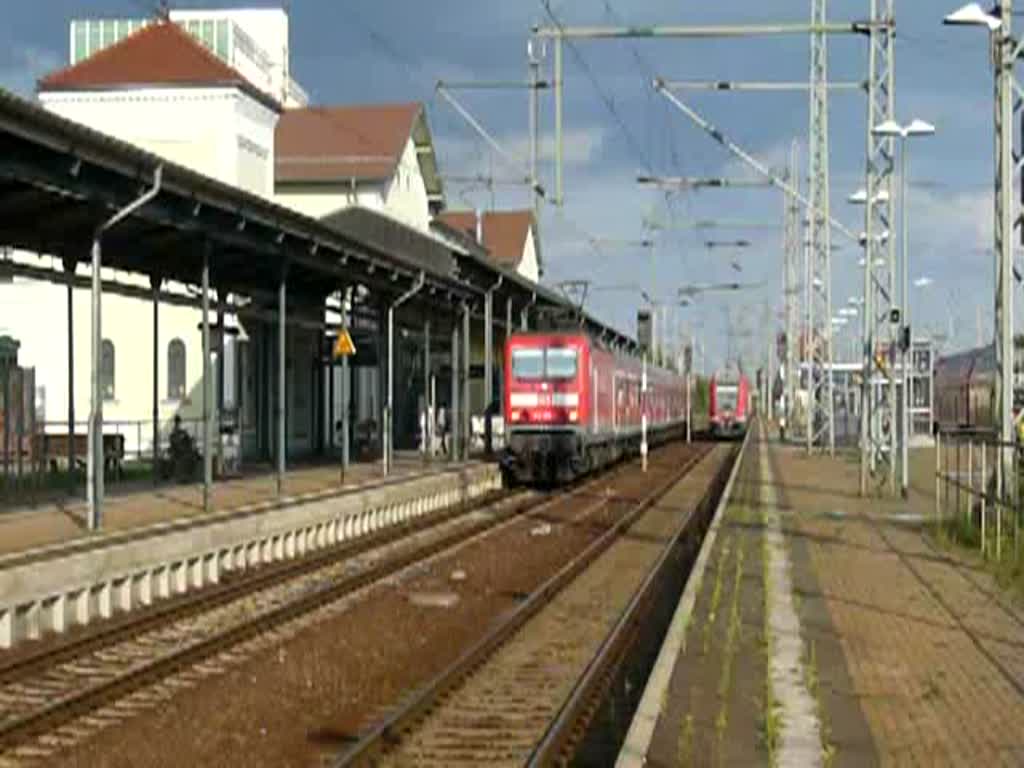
(0, 6), (623, 493)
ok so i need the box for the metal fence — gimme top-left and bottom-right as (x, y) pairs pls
(1, 412), (205, 504)
(934, 428), (1022, 562)
(32, 417), (206, 467)
(0, 365), (35, 481)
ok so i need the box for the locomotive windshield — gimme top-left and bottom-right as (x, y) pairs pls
(512, 349), (544, 379)
(717, 385), (738, 411)
(545, 348), (578, 379)
(511, 347), (578, 380)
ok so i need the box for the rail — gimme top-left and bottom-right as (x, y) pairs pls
(934, 428), (1022, 562)
(530, 441), (737, 765)
(331, 442), (717, 767)
(0, 487), (539, 754)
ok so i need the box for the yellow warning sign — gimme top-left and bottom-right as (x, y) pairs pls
(333, 328), (356, 358)
(874, 352), (888, 376)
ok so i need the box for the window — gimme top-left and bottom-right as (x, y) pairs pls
(545, 348), (578, 380)
(168, 339), (186, 400)
(202, 20), (215, 51)
(511, 347), (578, 380)
(215, 19), (230, 59)
(88, 21), (101, 60)
(717, 386), (738, 411)
(101, 339), (115, 401)
(511, 349), (544, 380)
(99, 19), (113, 48)
(72, 22), (87, 64)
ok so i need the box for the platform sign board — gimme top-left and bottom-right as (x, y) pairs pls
(332, 328), (356, 359)
(637, 311), (652, 353)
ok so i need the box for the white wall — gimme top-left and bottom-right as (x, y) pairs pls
(40, 87), (278, 199)
(275, 138), (431, 231)
(382, 138), (431, 231)
(172, 8), (291, 105)
(3, 86), (284, 462)
(518, 225), (540, 283)
(0, 272), (208, 453)
(274, 182), (387, 220)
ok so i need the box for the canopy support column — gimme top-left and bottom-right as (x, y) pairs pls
(151, 274), (162, 485)
(62, 257), (76, 494)
(201, 246), (212, 513)
(462, 303), (471, 461)
(276, 268), (287, 496)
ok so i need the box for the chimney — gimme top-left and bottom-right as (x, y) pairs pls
(474, 208), (483, 245)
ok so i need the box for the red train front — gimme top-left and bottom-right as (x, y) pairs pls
(502, 331), (687, 484)
(709, 373), (750, 439)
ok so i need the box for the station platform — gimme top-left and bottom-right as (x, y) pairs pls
(0, 453), (464, 557)
(621, 425), (1024, 767)
(0, 454), (501, 648)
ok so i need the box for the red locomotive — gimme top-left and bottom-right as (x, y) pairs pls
(502, 331), (687, 484)
(708, 372), (750, 439)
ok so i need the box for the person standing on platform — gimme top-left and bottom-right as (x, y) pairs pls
(437, 405), (448, 456)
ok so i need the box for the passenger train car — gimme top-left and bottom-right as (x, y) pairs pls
(708, 373), (750, 439)
(501, 332), (687, 484)
(933, 344), (1023, 433)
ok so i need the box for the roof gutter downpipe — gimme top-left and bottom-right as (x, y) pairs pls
(522, 290), (537, 331)
(484, 275), (503, 437)
(88, 165), (163, 531)
(384, 271), (426, 476)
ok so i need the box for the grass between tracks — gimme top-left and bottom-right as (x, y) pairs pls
(932, 513), (1024, 604)
(673, 447), (768, 767)
(759, 508), (780, 766)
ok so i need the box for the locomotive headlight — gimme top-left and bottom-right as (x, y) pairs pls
(568, 409), (578, 422)
(510, 409), (522, 422)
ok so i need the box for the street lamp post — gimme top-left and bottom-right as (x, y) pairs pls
(945, 2), (1016, 510)
(872, 118), (936, 498)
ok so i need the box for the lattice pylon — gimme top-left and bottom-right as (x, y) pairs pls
(859, 0), (897, 494)
(784, 140), (801, 439)
(807, 0), (835, 454)
(993, 0), (1019, 502)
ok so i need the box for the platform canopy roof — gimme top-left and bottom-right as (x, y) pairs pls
(0, 86), (638, 350)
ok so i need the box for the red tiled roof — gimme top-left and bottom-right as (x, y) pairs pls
(37, 21), (279, 111)
(437, 210), (534, 268)
(275, 104), (422, 184)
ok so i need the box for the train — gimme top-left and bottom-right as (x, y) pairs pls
(933, 343), (1024, 433)
(708, 373), (750, 439)
(501, 331), (688, 484)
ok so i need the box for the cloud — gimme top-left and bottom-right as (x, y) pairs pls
(436, 126), (606, 179)
(720, 137), (805, 181)
(0, 45), (60, 97)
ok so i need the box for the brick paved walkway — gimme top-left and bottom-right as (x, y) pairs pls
(772, 441), (1024, 766)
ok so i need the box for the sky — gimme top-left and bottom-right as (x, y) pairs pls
(0, 0), (1003, 374)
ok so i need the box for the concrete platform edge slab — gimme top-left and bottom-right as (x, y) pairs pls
(0, 464), (501, 650)
(616, 429), (750, 768)
(761, 435), (823, 767)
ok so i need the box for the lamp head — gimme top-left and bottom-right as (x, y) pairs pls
(943, 3), (1002, 31)
(905, 118), (937, 137)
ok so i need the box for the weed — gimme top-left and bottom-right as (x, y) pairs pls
(678, 712), (695, 767)
(714, 707), (729, 764)
(761, 496), (780, 767)
(711, 536), (747, 765)
(803, 637), (838, 766)
(704, 541), (731, 656)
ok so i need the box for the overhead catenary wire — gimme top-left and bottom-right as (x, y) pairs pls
(541, 0), (655, 174)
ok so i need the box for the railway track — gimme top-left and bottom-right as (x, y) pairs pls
(0, 449), (688, 764)
(332, 442), (731, 768)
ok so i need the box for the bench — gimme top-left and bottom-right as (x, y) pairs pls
(32, 433), (125, 478)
